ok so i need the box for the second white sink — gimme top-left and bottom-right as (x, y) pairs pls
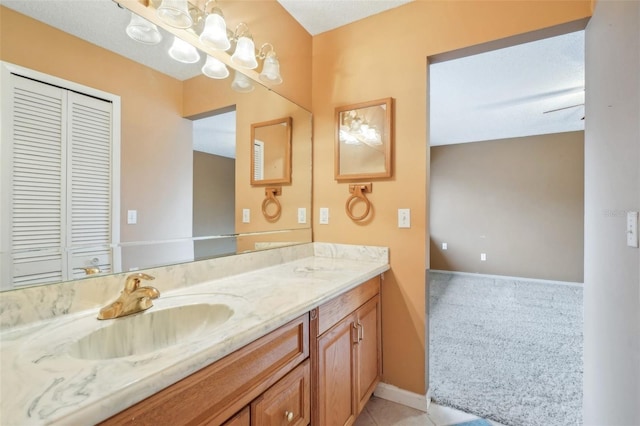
(69, 298), (234, 360)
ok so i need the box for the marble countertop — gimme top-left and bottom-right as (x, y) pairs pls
(0, 250), (389, 425)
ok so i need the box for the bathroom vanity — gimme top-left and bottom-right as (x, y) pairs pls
(0, 243), (388, 425)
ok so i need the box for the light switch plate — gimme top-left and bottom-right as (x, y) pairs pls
(627, 211), (639, 247)
(398, 209), (410, 228)
(127, 210), (137, 225)
(298, 208), (307, 224)
(242, 209), (250, 223)
(319, 208), (329, 225)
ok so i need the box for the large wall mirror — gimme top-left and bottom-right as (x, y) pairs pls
(0, 1), (312, 291)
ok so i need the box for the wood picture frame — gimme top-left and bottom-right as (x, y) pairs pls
(335, 98), (393, 181)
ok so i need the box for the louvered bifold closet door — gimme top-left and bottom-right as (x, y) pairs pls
(9, 75), (66, 287)
(67, 92), (113, 279)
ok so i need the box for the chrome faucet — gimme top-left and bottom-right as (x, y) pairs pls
(97, 273), (160, 320)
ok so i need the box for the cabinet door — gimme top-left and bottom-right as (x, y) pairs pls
(316, 313), (357, 426)
(354, 295), (381, 413)
(251, 360), (310, 426)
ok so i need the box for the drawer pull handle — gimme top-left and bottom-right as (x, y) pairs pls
(358, 320), (363, 342)
(285, 411), (294, 422)
(352, 323), (359, 344)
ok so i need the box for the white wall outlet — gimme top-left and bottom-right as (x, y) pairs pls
(242, 208), (250, 223)
(127, 210), (137, 225)
(319, 207), (329, 225)
(398, 208), (411, 228)
(627, 211), (639, 247)
(298, 207), (307, 224)
(442, 242), (448, 250)
(480, 253), (487, 261)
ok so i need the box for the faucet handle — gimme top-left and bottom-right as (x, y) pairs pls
(124, 272), (155, 292)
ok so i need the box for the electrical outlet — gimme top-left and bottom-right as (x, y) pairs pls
(442, 242), (448, 250)
(480, 253), (487, 261)
(242, 209), (250, 223)
(319, 208), (329, 224)
(398, 209), (411, 228)
(298, 208), (307, 224)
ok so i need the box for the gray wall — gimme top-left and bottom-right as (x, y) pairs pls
(193, 152), (236, 259)
(584, 1), (640, 424)
(430, 131), (585, 282)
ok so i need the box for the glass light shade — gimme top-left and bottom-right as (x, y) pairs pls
(157, 0), (192, 29)
(126, 13), (162, 45)
(199, 13), (230, 51)
(231, 36), (258, 69)
(202, 55), (229, 79)
(231, 70), (254, 93)
(259, 53), (283, 84)
(168, 36), (201, 63)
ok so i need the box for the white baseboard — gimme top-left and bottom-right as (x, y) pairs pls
(429, 269), (584, 287)
(373, 382), (430, 412)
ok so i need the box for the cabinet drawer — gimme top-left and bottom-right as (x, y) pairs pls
(251, 359), (310, 426)
(222, 407), (250, 426)
(316, 276), (380, 336)
(101, 314), (309, 426)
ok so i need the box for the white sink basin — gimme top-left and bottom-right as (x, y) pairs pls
(69, 299), (234, 360)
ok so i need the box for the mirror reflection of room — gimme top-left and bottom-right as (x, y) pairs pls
(0, 3), (312, 291)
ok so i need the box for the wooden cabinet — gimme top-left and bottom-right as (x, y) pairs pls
(312, 276), (382, 426)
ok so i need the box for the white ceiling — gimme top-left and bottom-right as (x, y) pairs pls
(2, 0), (584, 151)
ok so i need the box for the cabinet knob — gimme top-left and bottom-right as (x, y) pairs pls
(285, 411), (294, 422)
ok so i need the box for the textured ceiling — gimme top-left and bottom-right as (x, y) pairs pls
(430, 31), (585, 146)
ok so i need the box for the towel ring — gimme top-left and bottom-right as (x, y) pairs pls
(345, 184), (372, 222)
(262, 187), (282, 221)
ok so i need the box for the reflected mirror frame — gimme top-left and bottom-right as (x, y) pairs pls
(250, 116), (292, 185)
(334, 97), (394, 181)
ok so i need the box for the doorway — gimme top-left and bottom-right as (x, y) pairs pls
(427, 28), (585, 426)
(192, 108), (237, 260)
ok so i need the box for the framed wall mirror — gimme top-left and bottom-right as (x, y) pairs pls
(251, 117), (292, 185)
(335, 97), (393, 181)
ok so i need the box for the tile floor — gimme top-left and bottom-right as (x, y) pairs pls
(353, 396), (508, 426)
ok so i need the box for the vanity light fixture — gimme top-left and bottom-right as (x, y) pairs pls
(169, 36), (201, 63)
(202, 55), (229, 79)
(157, 0), (193, 29)
(199, 7), (230, 51)
(126, 12), (162, 45)
(231, 70), (255, 93)
(121, 2), (285, 86)
(230, 23), (258, 69)
(258, 43), (282, 85)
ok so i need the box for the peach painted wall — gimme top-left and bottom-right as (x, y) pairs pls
(312, 1), (592, 394)
(430, 131), (584, 283)
(1, 6), (194, 270)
